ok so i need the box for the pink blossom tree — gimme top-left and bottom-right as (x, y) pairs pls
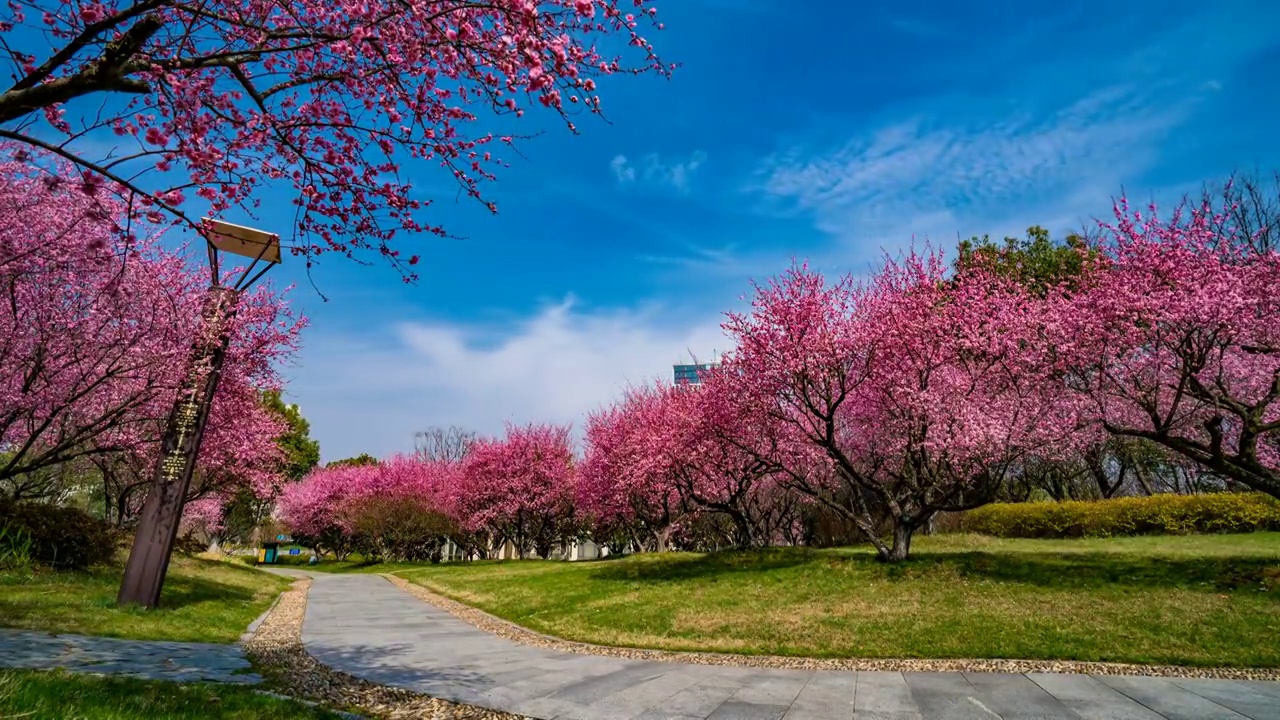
(582, 379), (797, 551)
(579, 390), (687, 552)
(457, 422), (576, 559)
(0, 150), (303, 520)
(724, 260), (1076, 561)
(649, 379), (786, 549)
(277, 462), (365, 559)
(1045, 197), (1280, 498)
(0, 154), (193, 483)
(1, 0), (670, 274)
(337, 454), (461, 561)
(178, 495), (225, 540)
(279, 453), (472, 561)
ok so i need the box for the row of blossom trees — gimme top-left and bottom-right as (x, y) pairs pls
(2, 0), (677, 555)
(278, 425), (576, 561)
(0, 148), (306, 533)
(279, 192), (1280, 563)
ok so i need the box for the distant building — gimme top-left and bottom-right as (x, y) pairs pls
(673, 363), (717, 385)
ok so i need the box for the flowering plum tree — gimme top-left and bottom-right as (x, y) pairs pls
(1045, 197), (1280, 498)
(0, 154), (301, 492)
(278, 453), (470, 561)
(654, 379), (786, 549)
(277, 462), (364, 559)
(582, 379), (797, 551)
(1, 0), (670, 274)
(1, 155), (191, 481)
(579, 389), (687, 552)
(338, 455), (460, 561)
(724, 260), (1075, 561)
(0, 151), (303, 534)
(457, 422), (576, 559)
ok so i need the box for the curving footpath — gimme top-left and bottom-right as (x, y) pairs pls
(279, 570), (1280, 720)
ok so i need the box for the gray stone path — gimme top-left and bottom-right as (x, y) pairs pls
(0, 628), (261, 683)
(292, 572), (1280, 720)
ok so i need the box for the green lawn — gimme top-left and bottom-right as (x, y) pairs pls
(394, 533), (1280, 668)
(0, 556), (288, 643)
(0, 669), (343, 719)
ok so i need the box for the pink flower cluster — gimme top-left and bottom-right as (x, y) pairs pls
(0, 148), (306, 525)
(3, 0), (671, 277)
(276, 193), (1280, 563)
(581, 196), (1280, 560)
(278, 423), (576, 559)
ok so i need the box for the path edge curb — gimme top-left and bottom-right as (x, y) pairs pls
(382, 574), (1280, 682)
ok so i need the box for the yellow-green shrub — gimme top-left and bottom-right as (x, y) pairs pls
(962, 492), (1280, 538)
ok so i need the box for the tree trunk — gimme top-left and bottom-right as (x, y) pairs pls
(535, 538), (552, 560)
(728, 512), (754, 550)
(1134, 466), (1156, 496)
(653, 526), (672, 553)
(881, 519), (914, 563)
(627, 528), (646, 553)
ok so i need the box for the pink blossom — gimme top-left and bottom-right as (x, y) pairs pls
(2, 0), (671, 279)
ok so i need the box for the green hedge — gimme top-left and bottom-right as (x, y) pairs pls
(0, 498), (119, 569)
(963, 492), (1280, 539)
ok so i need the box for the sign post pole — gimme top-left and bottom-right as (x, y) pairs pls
(117, 220), (281, 609)
(117, 288), (240, 608)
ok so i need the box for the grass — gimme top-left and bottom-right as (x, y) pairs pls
(0, 555), (289, 643)
(391, 533), (1280, 668)
(0, 669), (344, 719)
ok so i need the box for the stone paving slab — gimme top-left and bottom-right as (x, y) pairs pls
(0, 628), (261, 684)
(293, 572), (1280, 720)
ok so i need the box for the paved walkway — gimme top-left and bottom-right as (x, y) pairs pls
(0, 628), (261, 683)
(290, 571), (1280, 720)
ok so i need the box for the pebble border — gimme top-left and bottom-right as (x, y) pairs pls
(384, 575), (1280, 682)
(242, 578), (525, 719)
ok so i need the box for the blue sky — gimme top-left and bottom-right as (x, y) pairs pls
(242, 0), (1280, 460)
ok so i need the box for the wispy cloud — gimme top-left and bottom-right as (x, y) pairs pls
(744, 3), (1280, 260)
(748, 81), (1213, 255)
(611, 151), (708, 192)
(289, 298), (731, 461)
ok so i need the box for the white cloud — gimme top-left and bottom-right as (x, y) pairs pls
(611, 151), (708, 192)
(750, 83), (1206, 255)
(608, 155), (637, 184)
(287, 298), (732, 462)
(743, 0), (1280, 262)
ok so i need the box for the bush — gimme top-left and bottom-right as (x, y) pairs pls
(962, 492), (1280, 539)
(0, 498), (119, 569)
(0, 523), (34, 570)
(173, 531), (208, 556)
(342, 496), (454, 563)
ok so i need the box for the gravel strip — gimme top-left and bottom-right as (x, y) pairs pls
(385, 575), (1280, 681)
(242, 578), (525, 719)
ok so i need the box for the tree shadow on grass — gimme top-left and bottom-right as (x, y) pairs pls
(0, 565), (265, 640)
(155, 573), (263, 611)
(586, 547), (815, 583)
(832, 549), (1280, 594)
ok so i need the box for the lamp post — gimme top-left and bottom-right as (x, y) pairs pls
(117, 218), (282, 609)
